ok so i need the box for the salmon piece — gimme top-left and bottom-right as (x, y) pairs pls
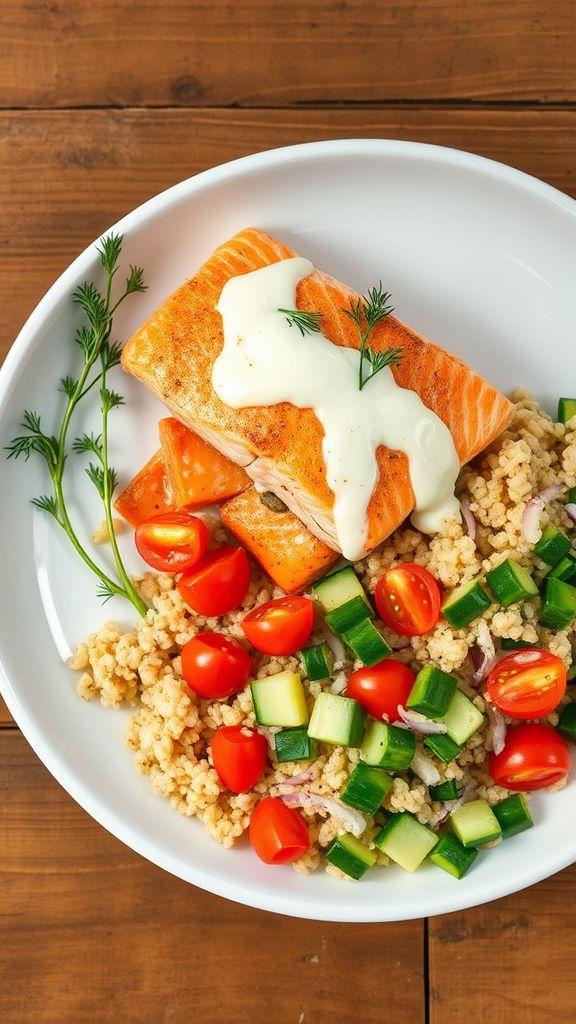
(122, 229), (514, 555)
(114, 450), (174, 527)
(159, 417), (250, 509)
(221, 487), (339, 593)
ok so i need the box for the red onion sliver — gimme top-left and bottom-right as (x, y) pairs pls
(396, 705), (448, 735)
(278, 766), (317, 787)
(487, 704), (507, 755)
(279, 791), (367, 837)
(522, 486), (566, 545)
(410, 748), (441, 786)
(459, 499), (477, 542)
(565, 503), (576, 527)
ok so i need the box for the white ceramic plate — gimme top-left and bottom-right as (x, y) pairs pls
(1, 140), (576, 922)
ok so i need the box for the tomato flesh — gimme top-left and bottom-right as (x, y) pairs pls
(134, 511), (209, 572)
(487, 649), (566, 719)
(211, 725), (268, 793)
(346, 659), (415, 721)
(375, 563), (442, 637)
(489, 723), (570, 791)
(177, 545), (251, 617)
(242, 596), (314, 655)
(249, 797), (310, 865)
(181, 632), (252, 699)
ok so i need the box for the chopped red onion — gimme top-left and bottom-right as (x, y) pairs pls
(330, 671), (348, 695)
(396, 706), (448, 735)
(459, 499), (477, 542)
(565, 503), (576, 527)
(410, 748), (441, 786)
(278, 766), (317, 787)
(279, 791), (366, 837)
(487, 704), (507, 755)
(323, 630), (348, 666)
(522, 486), (566, 545)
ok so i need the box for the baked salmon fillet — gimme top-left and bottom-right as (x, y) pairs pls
(122, 229), (514, 555)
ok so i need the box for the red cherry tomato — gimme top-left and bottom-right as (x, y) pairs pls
(177, 546), (251, 617)
(134, 511), (209, 572)
(346, 659), (416, 721)
(249, 797), (310, 865)
(375, 563), (442, 637)
(241, 596), (314, 655)
(181, 632), (252, 699)
(489, 723), (571, 791)
(211, 725), (268, 793)
(487, 649), (567, 719)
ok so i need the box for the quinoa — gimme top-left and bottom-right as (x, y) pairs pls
(70, 392), (576, 876)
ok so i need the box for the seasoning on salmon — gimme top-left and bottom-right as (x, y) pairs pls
(159, 417), (250, 509)
(114, 450), (174, 528)
(122, 229), (515, 556)
(220, 486), (339, 593)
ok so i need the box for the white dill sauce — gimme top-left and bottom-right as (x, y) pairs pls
(212, 257), (461, 560)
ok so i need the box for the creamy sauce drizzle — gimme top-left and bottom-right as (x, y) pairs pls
(212, 257), (461, 560)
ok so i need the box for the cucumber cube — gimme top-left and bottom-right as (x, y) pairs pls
(325, 834), (377, 880)
(558, 397), (576, 425)
(423, 733), (462, 765)
(450, 799), (502, 848)
(492, 794), (533, 838)
(429, 779), (460, 802)
(533, 526), (572, 567)
(548, 555), (576, 583)
(341, 762), (392, 815)
(274, 728), (318, 763)
(429, 833), (478, 879)
(300, 643), (333, 681)
(361, 721), (416, 772)
(407, 664), (457, 718)
(308, 692), (366, 747)
(250, 671), (309, 727)
(539, 577), (576, 630)
(326, 595), (373, 634)
(340, 618), (392, 666)
(486, 559), (539, 608)
(440, 689), (485, 745)
(313, 567), (372, 613)
(374, 813), (438, 872)
(442, 580), (492, 629)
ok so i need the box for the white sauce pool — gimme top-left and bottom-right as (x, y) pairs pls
(212, 257), (461, 560)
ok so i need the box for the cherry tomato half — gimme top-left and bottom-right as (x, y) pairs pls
(489, 723), (571, 791)
(241, 596), (314, 656)
(375, 563), (442, 637)
(346, 659), (416, 721)
(487, 649), (567, 720)
(177, 545), (251, 617)
(181, 632), (252, 699)
(134, 511), (209, 572)
(211, 725), (268, 793)
(249, 797), (310, 865)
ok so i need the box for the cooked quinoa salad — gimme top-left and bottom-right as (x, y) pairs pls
(68, 392), (576, 881)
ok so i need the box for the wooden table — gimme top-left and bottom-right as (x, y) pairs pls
(2, 3), (576, 1020)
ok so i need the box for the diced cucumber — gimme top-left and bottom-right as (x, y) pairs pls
(423, 733), (462, 765)
(533, 526), (572, 566)
(450, 799), (502, 848)
(361, 721), (416, 771)
(442, 580), (492, 629)
(429, 779), (460, 802)
(300, 643), (333, 681)
(406, 664), (457, 718)
(341, 762), (392, 815)
(429, 833), (478, 879)
(340, 618), (392, 666)
(548, 555), (576, 583)
(440, 688), (485, 745)
(307, 692), (366, 747)
(486, 559), (539, 608)
(558, 397), (576, 425)
(274, 728), (318, 763)
(250, 671), (308, 728)
(539, 577), (576, 630)
(493, 794), (533, 838)
(500, 638), (538, 651)
(313, 566), (372, 613)
(325, 833), (377, 880)
(374, 813), (438, 872)
(326, 595), (373, 634)
(557, 702), (576, 743)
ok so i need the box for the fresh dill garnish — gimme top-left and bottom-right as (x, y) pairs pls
(278, 307), (323, 337)
(342, 283), (401, 390)
(6, 233), (148, 616)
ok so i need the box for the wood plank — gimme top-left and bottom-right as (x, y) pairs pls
(2, 106), (576, 354)
(0, 730), (424, 1024)
(1, 1), (576, 108)
(429, 865), (576, 1022)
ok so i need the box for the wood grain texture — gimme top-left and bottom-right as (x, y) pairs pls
(429, 865), (576, 1022)
(1, 0), (576, 108)
(2, 105), (576, 352)
(0, 730), (424, 1024)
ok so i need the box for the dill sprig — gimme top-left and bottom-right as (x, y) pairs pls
(6, 233), (148, 616)
(343, 283), (401, 390)
(278, 307), (323, 337)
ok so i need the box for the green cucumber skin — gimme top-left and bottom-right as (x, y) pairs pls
(340, 763), (393, 815)
(325, 835), (376, 879)
(313, 567), (372, 613)
(533, 526), (572, 567)
(441, 689), (485, 745)
(548, 556), (576, 583)
(558, 398), (576, 425)
(274, 729), (318, 763)
(450, 800), (502, 848)
(557, 703), (576, 743)
(341, 618), (392, 666)
(361, 721), (416, 772)
(407, 664), (457, 718)
(492, 794), (533, 838)
(423, 733), (462, 764)
(374, 812), (438, 871)
(442, 582), (492, 629)
(430, 833), (478, 879)
(429, 780), (460, 802)
(300, 643), (333, 681)
(500, 638), (538, 651)
(539, 578), (576, 630)
(307, 692), (366, 747)
(486, 559), (538, 608)
(326, 595), (373, 635)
